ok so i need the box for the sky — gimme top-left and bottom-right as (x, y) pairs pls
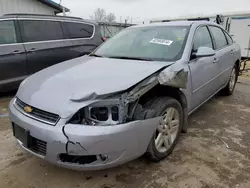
(57, 0), (250, 23)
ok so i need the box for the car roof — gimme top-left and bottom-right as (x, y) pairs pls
(130, 20), (221, 28)
(0, 14), (98, 25)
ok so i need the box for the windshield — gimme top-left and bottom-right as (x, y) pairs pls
(94, 26), (190, 61)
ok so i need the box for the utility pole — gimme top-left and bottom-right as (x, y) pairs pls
(63, 7), (66, 16)
(59, 0), (66, 16)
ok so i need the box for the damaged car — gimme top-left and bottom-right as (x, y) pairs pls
(9, 21), (241, 170)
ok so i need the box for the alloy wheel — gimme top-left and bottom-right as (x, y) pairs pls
(155, 107), (180, 153)
(229, 68), (236, 92)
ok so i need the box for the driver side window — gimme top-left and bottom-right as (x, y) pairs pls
(193, 26), (213, 52)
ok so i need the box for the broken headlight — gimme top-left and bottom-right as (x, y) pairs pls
(68, 105), (120, 126)
(90, 107), (109, 121)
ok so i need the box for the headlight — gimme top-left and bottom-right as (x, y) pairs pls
(90, 107), (109, 121)
(68, 105), (120, 126)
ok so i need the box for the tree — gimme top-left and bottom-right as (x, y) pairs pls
(106, 13), (116, 23)
(90, 8), (106, 22)
(90, 8), (116, 23)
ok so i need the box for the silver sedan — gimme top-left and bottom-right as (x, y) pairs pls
(9, 21), (241, 170)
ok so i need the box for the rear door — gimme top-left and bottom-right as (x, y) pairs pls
(208, 26), (234, 88)
(19, 19), (72, 74)
(0, 19), (27, 90)
(189, 25), (220, 110)
(61, 21), (101, 57)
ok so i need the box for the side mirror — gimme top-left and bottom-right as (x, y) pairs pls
(193, 47), (215, 58)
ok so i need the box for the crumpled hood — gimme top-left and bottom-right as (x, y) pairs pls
(17, 56), (173, 118)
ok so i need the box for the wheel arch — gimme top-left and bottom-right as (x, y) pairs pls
(136, 84), (188, 133)
(138, 84), (187, 108)
(235, 59), (240, 73)
(235, 59), (240, 81)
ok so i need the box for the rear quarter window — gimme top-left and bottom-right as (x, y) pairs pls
(224, 31), (233, 45)
(65, 22), (94, 39)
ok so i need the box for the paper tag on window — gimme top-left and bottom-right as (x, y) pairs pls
(150, 38), (173, 46)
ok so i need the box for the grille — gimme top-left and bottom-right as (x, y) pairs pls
(15, 98), (60, 125)
(29, 136), (47, 156)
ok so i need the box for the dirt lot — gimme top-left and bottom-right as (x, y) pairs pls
(241, 61), (250, 77)
(0, 76), (250, 188)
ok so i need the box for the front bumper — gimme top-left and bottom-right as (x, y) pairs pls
(9, 99), (160, 170)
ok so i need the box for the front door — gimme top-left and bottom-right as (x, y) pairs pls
(0, 20), (27, 90)
(189, 26), (220, 111)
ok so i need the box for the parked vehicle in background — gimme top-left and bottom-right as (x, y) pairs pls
(9, 21), (241, 171)
(0, 14), (104, 92)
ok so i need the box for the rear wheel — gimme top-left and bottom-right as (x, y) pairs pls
(144, 97), (183, 162)
(221, 66), (238, 96)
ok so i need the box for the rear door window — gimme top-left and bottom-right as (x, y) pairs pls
(65, 22), (94, 39)
(20, 20), (64, 42)
(0, 20), (17, 44)
(209, 26), (228, 49)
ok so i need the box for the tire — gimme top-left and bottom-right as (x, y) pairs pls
(221, 66), (238, 96)
(143, 97), (184, 162)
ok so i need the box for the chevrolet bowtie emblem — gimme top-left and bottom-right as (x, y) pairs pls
(24, 106), (33, 113)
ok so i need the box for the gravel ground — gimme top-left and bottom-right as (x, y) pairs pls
(0, 76), (250, 188)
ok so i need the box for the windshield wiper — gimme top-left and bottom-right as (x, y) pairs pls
(108, 56), (154, 61)
(89, 53), (103, 58)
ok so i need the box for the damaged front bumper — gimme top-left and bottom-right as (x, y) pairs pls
(9, 99), (160, 170)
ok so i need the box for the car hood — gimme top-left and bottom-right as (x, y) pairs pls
(17, 56), (174, 118)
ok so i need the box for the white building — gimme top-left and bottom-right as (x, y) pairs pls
(0, 0), (69, 15)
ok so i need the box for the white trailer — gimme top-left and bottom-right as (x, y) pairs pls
(151, 11), (250, 59)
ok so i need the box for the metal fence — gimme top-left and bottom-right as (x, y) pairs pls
(98, 22), (134, 38)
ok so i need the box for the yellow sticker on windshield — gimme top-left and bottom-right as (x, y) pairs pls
(150, 38), (173, 46)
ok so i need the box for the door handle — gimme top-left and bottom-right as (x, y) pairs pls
(213, 58), (219, 63)
(230, 49), (234, 55)
(10, 50), (22, 55)
(28, 48), (37, 53)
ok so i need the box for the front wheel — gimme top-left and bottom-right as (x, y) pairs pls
(144, 97), (183, 162)
(221, 66), (238, 96)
